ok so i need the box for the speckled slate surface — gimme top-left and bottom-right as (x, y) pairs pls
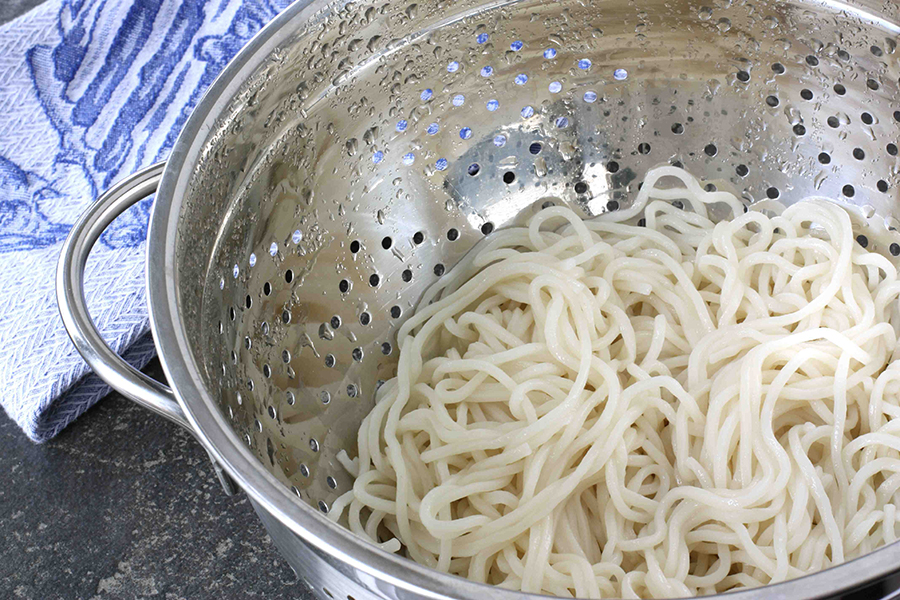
(0, 0), (44, 24)
(0, 360), (313, 600)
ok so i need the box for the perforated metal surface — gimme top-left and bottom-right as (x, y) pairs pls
(176, 0), (900, 526)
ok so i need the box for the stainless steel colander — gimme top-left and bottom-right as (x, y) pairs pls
(58, 0), (900, 597)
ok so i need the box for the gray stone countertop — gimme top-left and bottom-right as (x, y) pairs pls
(0, 360), (310, 600)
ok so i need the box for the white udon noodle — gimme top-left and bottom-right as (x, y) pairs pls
(329, 166), (900, 598)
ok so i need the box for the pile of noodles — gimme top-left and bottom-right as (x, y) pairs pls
(329, 166), (900, 598)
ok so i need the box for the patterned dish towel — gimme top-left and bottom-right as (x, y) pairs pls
(0, 0), (291, 442)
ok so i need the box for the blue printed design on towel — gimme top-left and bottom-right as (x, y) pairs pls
(0, 157), (68, 252)
(0, 0), (292, 442)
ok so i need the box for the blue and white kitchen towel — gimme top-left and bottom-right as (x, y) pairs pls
(0, 0), (292, 442)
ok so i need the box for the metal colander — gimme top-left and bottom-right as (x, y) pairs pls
(202, 0), (900, 514)
(58, 0), (900, 598)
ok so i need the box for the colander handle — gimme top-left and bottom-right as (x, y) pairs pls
(56, 162), (238, 496)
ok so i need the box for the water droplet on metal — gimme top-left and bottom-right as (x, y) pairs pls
(300, 333), (319, 358)
(814, 171), (827, 190)
(784, 105), (802, 126)
(318, 322), (334, 341)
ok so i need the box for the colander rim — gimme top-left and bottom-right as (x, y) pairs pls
(146, 0), (900, 598)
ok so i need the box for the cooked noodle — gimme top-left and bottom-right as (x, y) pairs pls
(329, 166), (900, 598)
